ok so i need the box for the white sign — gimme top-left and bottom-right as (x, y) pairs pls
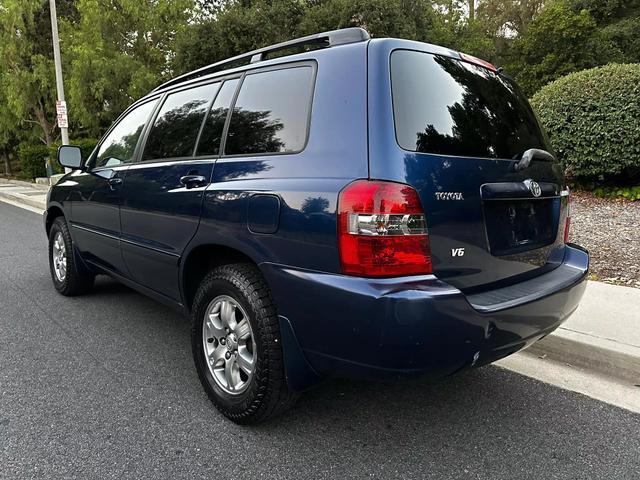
(56, 100), (68, 128)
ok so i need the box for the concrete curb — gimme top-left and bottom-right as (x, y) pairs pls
(1, 178), (50, 191)
(0, 189), (46, 211)
(528, 327), (640, 384)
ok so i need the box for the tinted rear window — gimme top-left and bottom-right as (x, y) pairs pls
(224, 66), (314, 155)
(391, 50), (550, 160)
(143, 83), (219, 160)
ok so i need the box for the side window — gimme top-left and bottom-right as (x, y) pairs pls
(94, 100), (157, 169)
(225, 67), (314, 156)
(143, 83), (220, 161)
(196, 79), (239, 157)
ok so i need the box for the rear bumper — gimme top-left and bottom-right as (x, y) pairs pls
(262, 244), (589, 382)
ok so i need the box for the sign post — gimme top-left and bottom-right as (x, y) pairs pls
(49, 0), (70, 174)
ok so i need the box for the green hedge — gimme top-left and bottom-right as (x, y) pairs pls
(530, 63), (640, 183)
(18, 138), (98, 180)
(18, 143), (51, 180)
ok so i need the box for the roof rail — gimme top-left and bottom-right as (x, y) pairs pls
(152, 27), (370, 93)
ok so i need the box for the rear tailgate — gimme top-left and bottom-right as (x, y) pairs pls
(409, 154), (568, 290)
(368, 40), (570, 291)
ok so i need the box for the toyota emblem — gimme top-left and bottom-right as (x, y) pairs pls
(527, 180), (542, 197)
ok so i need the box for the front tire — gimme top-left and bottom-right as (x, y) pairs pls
(191, 263), (297, 424)
(48, 216), (94, 296)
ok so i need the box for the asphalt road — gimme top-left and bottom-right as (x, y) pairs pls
(1, 201), (639, 480)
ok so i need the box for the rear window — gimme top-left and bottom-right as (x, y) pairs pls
(143, 83), (220, 161)
(224, 66), (314, 155)
(391, 50), (550, 160)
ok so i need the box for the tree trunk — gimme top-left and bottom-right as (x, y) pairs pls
(469, 0), (475, 21)
(2, 151), (10, 176)
(33, 101), (54, 146)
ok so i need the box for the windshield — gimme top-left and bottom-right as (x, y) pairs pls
(391, 50), (551, 160)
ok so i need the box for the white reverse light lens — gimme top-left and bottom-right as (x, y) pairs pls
(347, 213), (427, 236)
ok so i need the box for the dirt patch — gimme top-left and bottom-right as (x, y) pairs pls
(570, 191), (640, 288)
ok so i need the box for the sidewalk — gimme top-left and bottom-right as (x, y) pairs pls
(0, 178), (638, 383)
(0, 178), (48, 212)
(529, 280), (640, 383)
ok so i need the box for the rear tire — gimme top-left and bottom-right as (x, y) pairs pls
(191, 263), (298, 424)
(48, 216), (94, 296)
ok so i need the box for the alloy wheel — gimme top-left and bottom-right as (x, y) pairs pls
(52, 231), (67, 282)
(202, 295), (256, 395)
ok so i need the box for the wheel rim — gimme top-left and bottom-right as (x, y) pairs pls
(202, 295), (256, 395)
(52, 232), (67, 283)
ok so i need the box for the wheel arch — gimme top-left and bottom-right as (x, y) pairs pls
(45, 204), (66, 236)
(182, 242), (321, 393)
(181, 243), (259, 313)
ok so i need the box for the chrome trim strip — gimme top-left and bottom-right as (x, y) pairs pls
(119, 236), (180, 258)
(71, 223), (119, 241)
(71, 223), (180, 258)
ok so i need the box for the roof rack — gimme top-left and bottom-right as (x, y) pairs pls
(152, 27), (370, 93)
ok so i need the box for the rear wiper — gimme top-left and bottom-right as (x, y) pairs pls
(514, 148), (555, 172)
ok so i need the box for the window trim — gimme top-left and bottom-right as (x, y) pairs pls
(219, 60), (318, 159)
(87, 95), (161, 171)
(195, 76), (242, 159)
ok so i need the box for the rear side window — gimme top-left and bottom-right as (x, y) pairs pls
(391, 50), (550, 160)
(143, 83), (220, 160)
(196, 79), (239, 157)
(224, 66), (314, 155)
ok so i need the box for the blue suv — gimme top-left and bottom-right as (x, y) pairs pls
(46, 28), (589, 424)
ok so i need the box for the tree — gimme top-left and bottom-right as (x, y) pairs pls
(504, 0), (599, 95)
(570, 0), (640, 64)
(173, 0), (307, 75)
(0, 0), (67, 146)
(62, 0), (192, 136)
(476, 0), (546, 37)
(173, 0), (446, 75)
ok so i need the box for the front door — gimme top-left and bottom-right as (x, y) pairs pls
(69, 99), (158, 276)
(119, 79), (239, 301)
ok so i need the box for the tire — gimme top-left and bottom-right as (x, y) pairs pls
(191, 263), (298, 424)
(48, 216), (94, 296)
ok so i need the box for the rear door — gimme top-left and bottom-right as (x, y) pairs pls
(368, 41), (570, 291)
(119, 78), (239, 300)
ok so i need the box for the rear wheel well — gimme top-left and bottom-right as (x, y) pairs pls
(182, 245), (257, 311)
(45, 206), (65, 235)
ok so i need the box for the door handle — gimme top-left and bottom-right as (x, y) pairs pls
(180, 174), (208, 189)
(107, 177), (123, 189)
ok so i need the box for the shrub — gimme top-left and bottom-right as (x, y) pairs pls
(593, 185), (640, 201)
(530, 63), (640, 183)
(18, 138), (99, 180)
(18, 143), (51, 180)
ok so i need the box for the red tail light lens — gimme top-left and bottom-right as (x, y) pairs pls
(337, 180), (432, 277)
(563, 188), (571, 243)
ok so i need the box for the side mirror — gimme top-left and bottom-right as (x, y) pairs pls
(57, 145), (83, 170)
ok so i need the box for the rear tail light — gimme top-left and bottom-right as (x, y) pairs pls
(337, 180), (432, 277)
(563, 188), (571, 243)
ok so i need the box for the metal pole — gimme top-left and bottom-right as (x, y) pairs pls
(48, 0), (69, 146)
